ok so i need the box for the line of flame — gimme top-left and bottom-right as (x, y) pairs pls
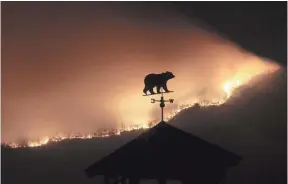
(2, 72), (270, 149)
(0, 99), (227, 148)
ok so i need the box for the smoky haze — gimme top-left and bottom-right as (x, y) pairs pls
(2, 2), (279, 142)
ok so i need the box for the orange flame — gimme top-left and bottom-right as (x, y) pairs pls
(1, 67), (279, 149)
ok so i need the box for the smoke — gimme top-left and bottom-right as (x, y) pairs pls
(2, 2), (279, 142)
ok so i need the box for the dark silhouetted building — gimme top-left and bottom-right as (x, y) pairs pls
(85, 121), (241, 184)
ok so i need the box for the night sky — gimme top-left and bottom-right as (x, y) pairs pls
(171, 2), (287, 66)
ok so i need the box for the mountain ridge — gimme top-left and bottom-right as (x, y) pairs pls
(2, 68), (287, 184)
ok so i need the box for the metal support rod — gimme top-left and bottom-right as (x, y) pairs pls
(160, 93), (165, 122)
(151, 90), (174, 122)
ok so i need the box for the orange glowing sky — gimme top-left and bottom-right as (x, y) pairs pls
(2, 2), (279, 143)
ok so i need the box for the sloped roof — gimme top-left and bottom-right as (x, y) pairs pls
(85, 121), (241, 181)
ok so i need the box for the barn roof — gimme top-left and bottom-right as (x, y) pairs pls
(85, 121), (241, 181)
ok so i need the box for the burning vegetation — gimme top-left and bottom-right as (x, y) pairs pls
(2, 67), (280, 149)
(1, 1), (283, 150)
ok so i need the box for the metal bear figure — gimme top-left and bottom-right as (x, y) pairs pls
(143, 71), (175, 95)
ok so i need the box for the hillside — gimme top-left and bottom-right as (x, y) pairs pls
(2, 68), (287, 184)
(169, 68), (287, 184)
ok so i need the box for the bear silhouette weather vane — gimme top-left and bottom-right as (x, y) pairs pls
(143, 71), (175, 122)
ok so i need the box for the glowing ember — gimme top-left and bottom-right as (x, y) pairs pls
(1, 69), (277, 149)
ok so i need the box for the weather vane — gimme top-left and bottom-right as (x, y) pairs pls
(142, 71), (175, 122)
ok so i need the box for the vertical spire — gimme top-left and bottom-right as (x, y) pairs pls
(150, 90), (174, 122)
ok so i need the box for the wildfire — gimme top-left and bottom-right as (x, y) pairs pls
(1, 69), (277, 149)
(224, 80), (241, 99)
(28, 136), (50, 147)
(2, 123), (153, 148)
